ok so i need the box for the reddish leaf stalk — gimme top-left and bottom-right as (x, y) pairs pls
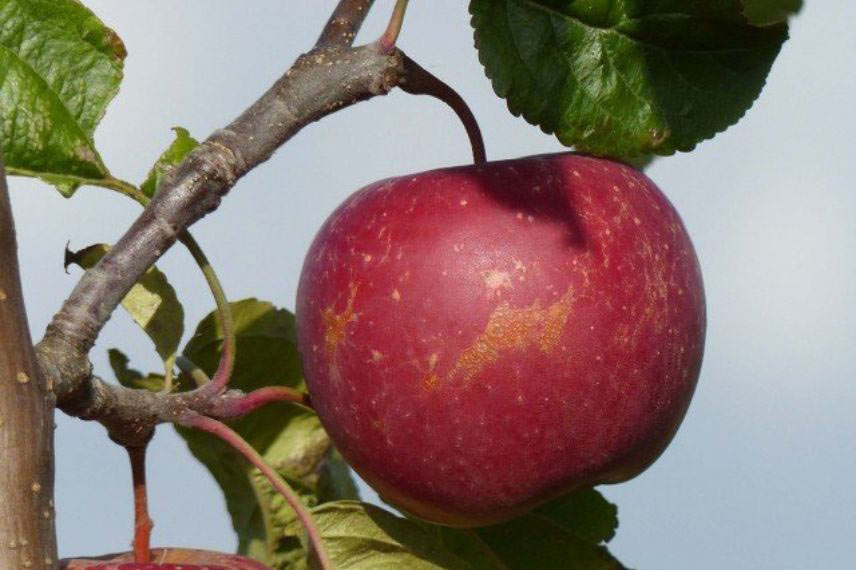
(378, 0), (410, 53)
(205, 337), (235, 395)
(175, 355), (310, 414)
(176, 352), (310, 415)
(216, 386), (312, 418)
(125, 445), (153, 564)
(179, 414), (331, 570)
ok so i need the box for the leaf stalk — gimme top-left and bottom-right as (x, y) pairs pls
(179, 414), (331, 570)
(378, 0), (410, 53)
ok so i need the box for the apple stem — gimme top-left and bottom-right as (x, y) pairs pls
(377, 0), (410, 54)
(179, 414), (332, 570)
(178, 233), (236, 395)
(125, 444), (153, 564)
(398, 53), (487, 164)
(216, 386), (313, 417)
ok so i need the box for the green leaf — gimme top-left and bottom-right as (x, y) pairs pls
(140, 127), (200, 199)
(288, 501), (477, 570)
(743, 0), (803, 25)
(0, 0), (125, 194)
(474, 516), (627, 570)
(107, 348), (167, 392)
(66, 243), (184, 373)
(474, 489), (625, 569)
(470, 0), (788, 159)
(464, 489), (624, 569)
(176, 300), (358, 569)
(430, 489), (625, 570)
(529, 488), (619, 546)
(421, 526), (506, 570)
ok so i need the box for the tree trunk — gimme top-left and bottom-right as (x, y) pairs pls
(0, 156), (58, 568)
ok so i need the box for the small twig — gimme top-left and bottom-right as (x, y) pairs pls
(378, 0), (410, 54)
(317, 0), (376, 47)
(180, 414), (332, 570)
(55, 358), (309, 449)
(45, 378), (212, 439)
(126, 444), (153, 564)
(399, 53), (487, 164)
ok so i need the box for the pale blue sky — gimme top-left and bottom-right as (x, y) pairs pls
(7, 2), (854, 568)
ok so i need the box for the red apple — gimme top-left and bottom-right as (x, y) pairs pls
(60, 548), (269, 569)
(296, 152), (705, 526)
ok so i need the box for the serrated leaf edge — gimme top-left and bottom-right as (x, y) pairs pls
(469, 1), (788, 158)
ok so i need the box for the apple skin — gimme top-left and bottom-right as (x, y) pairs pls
(296, 152), (705, 526)
(60, 548), (270, 569)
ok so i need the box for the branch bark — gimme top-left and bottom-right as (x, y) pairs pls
(38, 42), (404, 413)
(33, 0), (484, 455)
(0, 155), (58, 569)
(317, 0), (376, 47)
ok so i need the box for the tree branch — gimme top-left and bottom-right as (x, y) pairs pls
(38, 42), (405, 409)
(0, 155), (58, 569)
(316, 0), (376, 47)
(51, 370), (310, 448)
